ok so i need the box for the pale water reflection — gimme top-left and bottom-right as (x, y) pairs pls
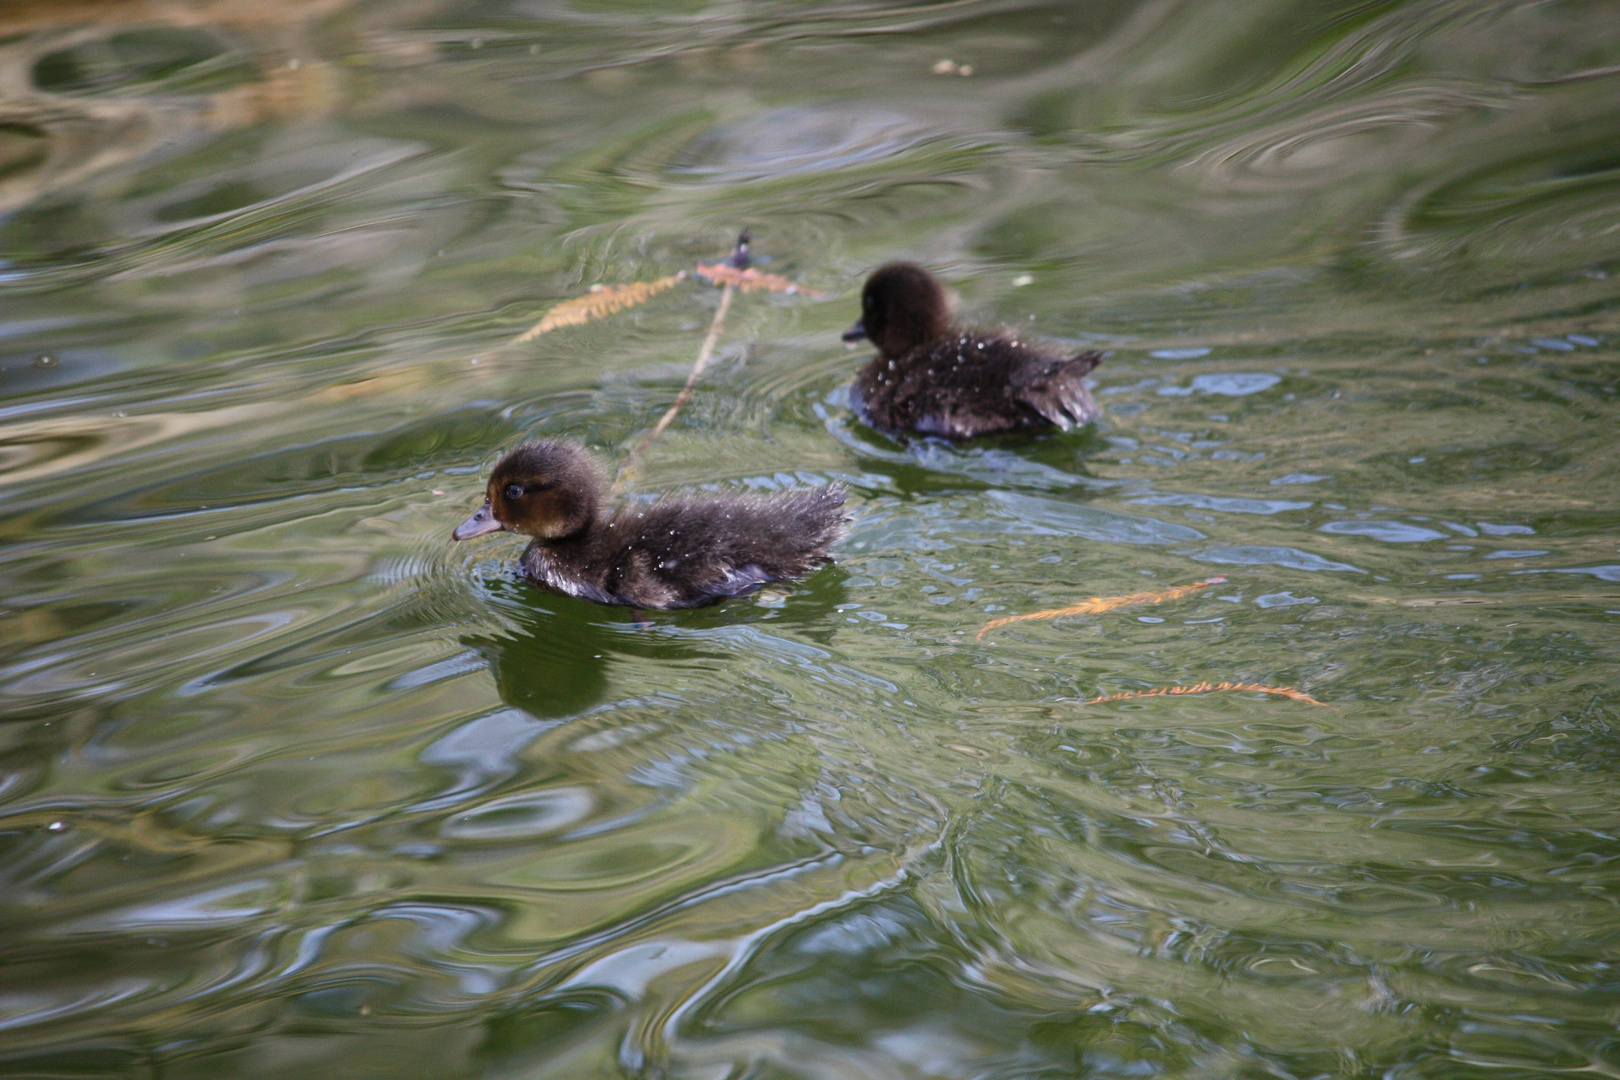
(1, 1), (1619, 1077)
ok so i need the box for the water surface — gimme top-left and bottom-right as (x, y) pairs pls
(3, 1), (1619, 1076)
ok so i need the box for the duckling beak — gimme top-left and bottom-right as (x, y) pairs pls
(452, 501), (504, 541)
(841, 318), (867, 343)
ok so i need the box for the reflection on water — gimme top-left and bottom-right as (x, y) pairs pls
(470, 599), (618, 720)
(2, 0), (1619, 1076)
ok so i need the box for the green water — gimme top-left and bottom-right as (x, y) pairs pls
(2, 1), (1619, 1076)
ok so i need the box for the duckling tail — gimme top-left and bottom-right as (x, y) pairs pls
(1023, 349), (1103, 429)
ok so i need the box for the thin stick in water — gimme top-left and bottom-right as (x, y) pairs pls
(615, 231), (750, 492)
(505, 274), (685, 346)
(976, 577), (1226, 640)
(1083, 681), (1327, 706)
(628, 281), (735, 462)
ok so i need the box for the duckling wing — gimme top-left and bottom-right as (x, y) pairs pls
(671, 563), (776, 608)
(615, 485), (845, 609)
(860, 333), (1101, 439)
(689, 487), (845, 605)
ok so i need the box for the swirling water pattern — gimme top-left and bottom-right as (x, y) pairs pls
(1, 1), (1618, 1076)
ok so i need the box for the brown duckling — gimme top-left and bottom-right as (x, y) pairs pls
(452, 441), (846, 610)
(843, 263), (1102, 440)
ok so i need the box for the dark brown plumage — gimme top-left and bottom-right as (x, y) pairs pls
(452, 441), (846, 610)
(843, 263), (1102, 440)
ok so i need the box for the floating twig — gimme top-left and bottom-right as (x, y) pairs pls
(976, 577), (1226, 640)
(1082, 681), (1327, 707)
(615, 232), (752, 492)
(508, 273), (685, 345)
(693, 262), (824, 296)
(625, 283), (735, 463)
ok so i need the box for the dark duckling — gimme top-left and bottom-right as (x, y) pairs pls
(452, 441), (846, 610)
(843, 262), (1102, 440)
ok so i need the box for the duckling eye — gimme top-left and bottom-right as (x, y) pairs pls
(504, 484), (524, 501)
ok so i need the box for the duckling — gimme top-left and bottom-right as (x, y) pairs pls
(843, 263), (1102, 440)
(452, 441), (846, 610)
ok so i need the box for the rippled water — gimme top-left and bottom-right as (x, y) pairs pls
(3, 1), (1619, 1076)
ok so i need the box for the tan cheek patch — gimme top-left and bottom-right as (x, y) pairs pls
(528, 489), (576, 537)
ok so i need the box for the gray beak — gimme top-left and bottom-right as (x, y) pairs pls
(452, 501), (504, 541)
(841, 318), (867, 343)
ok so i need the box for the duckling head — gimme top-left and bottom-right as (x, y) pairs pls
(453, 441), (600, 542)
(842, 262), (951, 359)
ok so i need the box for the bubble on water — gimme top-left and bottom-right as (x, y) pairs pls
(33, 354), (58, 369)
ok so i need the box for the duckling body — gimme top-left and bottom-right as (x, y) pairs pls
(453, 442), (845, 610)
(518, 492), (846, 610)
(844, 263), (1102, 440)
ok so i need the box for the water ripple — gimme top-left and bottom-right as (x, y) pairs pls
(2, 0), (1619, 1076)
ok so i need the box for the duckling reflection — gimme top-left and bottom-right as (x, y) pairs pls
(463, 583), (620, 719)
(453, 441), (846, 611)
(466, 567), (853, 720)
(843, 263), (1103, 440)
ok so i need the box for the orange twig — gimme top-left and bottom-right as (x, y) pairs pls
(976, 577), (1226, 640)
(623, 281), (735, 470)
(1083, 681), (1327, 707)
(693, 262), (824, 296)
(614, 232), (762, 493)
(508, 274), (685, 344)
